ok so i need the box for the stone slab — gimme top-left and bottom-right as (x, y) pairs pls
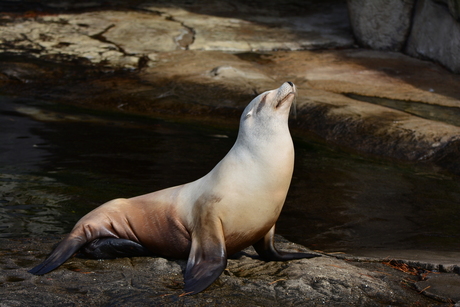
(0, 237), (440, 306)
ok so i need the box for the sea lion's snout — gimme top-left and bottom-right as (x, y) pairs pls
(275, 82), (296, 109)
(284, 81), (296, 95)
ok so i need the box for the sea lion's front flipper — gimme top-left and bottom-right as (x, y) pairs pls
(253, 225), (320, 261)
(28, 235), (87, 275)
(183, 219), (227, 295)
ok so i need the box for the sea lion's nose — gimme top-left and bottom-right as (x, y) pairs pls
(287, 81), (293, 87)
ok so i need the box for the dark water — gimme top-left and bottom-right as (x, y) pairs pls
(1, 94), (460, 256)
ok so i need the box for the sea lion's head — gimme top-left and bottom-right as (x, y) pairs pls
(240, 82), (297, 133)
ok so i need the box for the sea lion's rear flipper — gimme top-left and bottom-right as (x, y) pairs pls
(183, 219), (227, 295)
(80, 238), (152, 259)
(253, 225), (320, 261)
(28, 235), (87, 275)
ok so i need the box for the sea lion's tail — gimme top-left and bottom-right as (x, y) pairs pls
(28, 234), (87, 275)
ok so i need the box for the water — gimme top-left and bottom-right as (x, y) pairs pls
(347, 93), (460, 127)
(1, 94), (460, 257)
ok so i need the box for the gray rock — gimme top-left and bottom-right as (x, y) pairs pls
(415, 273), (460, 303)
(347, 0), (415, 51)
(448, 0), (460, 20)
(0, 237), (439, 306)
(347, 0), (460, 73)
(435, 0), (460, 20)
(405, 0), (460, 73)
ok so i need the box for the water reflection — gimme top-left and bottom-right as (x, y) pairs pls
(1, 95), (460, 256)
(281, 148), (460, 253)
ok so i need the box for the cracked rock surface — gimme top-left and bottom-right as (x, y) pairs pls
(0, 0), (353, 69)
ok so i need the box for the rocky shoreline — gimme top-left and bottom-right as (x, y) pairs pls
(1, 0), (460, 305)
(2, 236), (454, 306)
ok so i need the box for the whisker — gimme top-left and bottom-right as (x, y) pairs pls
(290, 96), (297, 119)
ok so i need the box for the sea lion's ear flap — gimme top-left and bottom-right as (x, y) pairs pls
(183, 220), (227, 295)
(255, 94), (267, 114)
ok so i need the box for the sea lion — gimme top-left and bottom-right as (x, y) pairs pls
(28, 82), (320, 294)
